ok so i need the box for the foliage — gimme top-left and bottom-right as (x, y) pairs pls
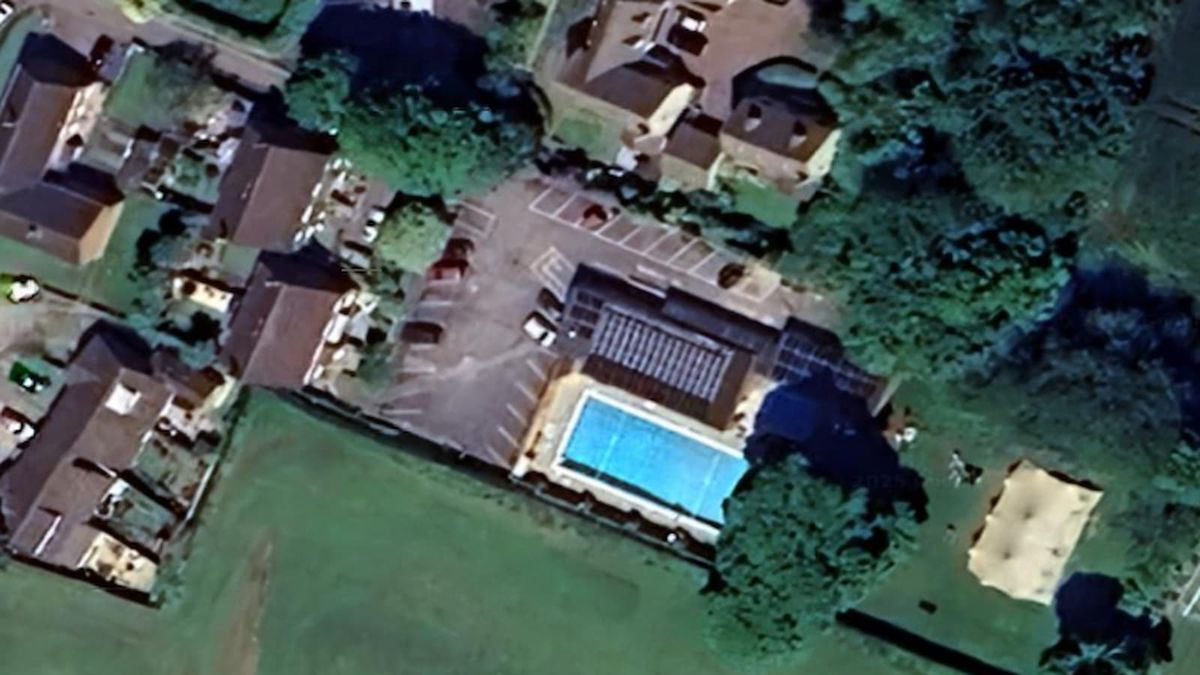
(1151, 441), (1200, 506)
(791, 184), (1073, 377)
(1117, 495), (1200, 609)
(163, 0), (322, 50)
(485, 0), (547, 71)
(105, 49), (228, 130)
(958, 325), (1180, 484)
(337, 88), (537, 196)
(707, 457), (917, 657)
(374, 202), (450, 275)
(116, 0), (166, 23)
(283, 50), (356, 133)
(1040, 638), (1148, 675)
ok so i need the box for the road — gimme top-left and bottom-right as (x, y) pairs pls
(26, 0), (290, 89)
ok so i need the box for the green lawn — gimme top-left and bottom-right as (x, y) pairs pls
(103, 51), (183, 131)
(0, 393), (915, 674)
(722, 175), (801, 228)
(0, 197), (170, 313)
(552, 106), (624, 161)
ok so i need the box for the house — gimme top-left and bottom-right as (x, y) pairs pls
(219, 248), (359, 389)
(552, 0), (835, 195)
(0, 323), (229, 592)
(0, 33), (125, 264)
(719, 97), (840, 195)
(0, 165), (124, 264)
(209, 121), (333, 252)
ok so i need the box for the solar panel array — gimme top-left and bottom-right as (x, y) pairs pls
(772, 330), (878, 399)
(589, 308), (734, 402)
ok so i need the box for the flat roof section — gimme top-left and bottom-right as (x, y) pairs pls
(557, 392), (747, 525)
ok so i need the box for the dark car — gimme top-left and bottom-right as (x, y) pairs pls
(442, 237), (475, 261)
(536, 288), (564, 321)
(401, 321), (444, 344)
(428, 258), (469, 282)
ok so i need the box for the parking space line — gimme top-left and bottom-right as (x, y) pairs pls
(526, 358), (547, 379)
(687, 249), (718, 273)
(515, 381), (539, 404)
(505, 403), (527, 423)
(483, 443), (507, 465)
(665, 238), (700, 265)
(642, 229), (675, 257)
(551, 193), (577, 219)
(528, 185), (559, 217)
(497, 425), (521, 448)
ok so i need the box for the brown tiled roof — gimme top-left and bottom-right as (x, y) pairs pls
(662, 111), (722, 169)
(560, 0), (813, 119)
(0, 165), (123, 263)
(210, 123), (332, 252)
(721, 97), (834, 163)
(0, 34), (94, 189)
(582, 52), (695, 118)
(220, 248), (354, 388)
(8, 465), (113, 567)
(0, 323), (199, 562)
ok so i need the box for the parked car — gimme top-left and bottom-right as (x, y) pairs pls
(428, 258), (468, 282)
(442, 237), (475, 261)
(0, 2), (14, 26)
(1, 274), (39, 303)
(536, 288), (564, 322)
(523, 312), (556, 348)
(9, 362), (49, 394)
(0, 407), (34, 444)
(401, 321), (444, 345)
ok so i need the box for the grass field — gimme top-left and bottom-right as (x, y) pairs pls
(0, 197), (169, 313)
(0, 393), (917, 675)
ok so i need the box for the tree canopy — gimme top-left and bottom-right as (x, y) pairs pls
(337, 90), (537, 196)
(707, 458), (917, 657)
(283, 50), (355, 133)
(283, 52), (539, 197)
(373, 202), (450, 275)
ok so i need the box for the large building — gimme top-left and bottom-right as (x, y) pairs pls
(209, 120), (333, 252)
(0, 323), (230, 593)
(0, 34), (124, 264)
(515, 265), (876, 544)
(552, 0), (839, 195)
(219, 248), (360, 389)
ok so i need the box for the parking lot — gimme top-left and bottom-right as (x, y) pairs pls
(367, 174), (834, 468)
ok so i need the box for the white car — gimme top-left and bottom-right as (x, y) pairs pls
(5, 276), (40, 303)
(0, 3), (14, 25)
(523, 312), (556, 348)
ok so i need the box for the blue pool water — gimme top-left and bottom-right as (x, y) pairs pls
(560, 396), (748, 524)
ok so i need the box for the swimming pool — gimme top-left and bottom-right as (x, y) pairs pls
(559, 394), (748, 524)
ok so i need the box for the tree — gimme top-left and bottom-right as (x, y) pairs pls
(337, 89), (537, 196)
(789, 181), (1073, 378)
(1041, 639), (1145, 675)
(707, 457), (917, 657)
(485, 0), (547, 71)
(145, 48), (227, 122)
(116, 0), (165, 23)
(373, 202), (451, 275)
(1118, 495), (1200, 609)
(284, 50), (356, 133)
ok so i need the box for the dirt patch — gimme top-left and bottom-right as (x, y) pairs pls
(211, 531), (274, 675)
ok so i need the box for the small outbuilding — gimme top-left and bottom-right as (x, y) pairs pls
(967, 460), (1102, 605)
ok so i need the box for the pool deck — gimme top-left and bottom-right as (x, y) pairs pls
(514, 373), (766, 544)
